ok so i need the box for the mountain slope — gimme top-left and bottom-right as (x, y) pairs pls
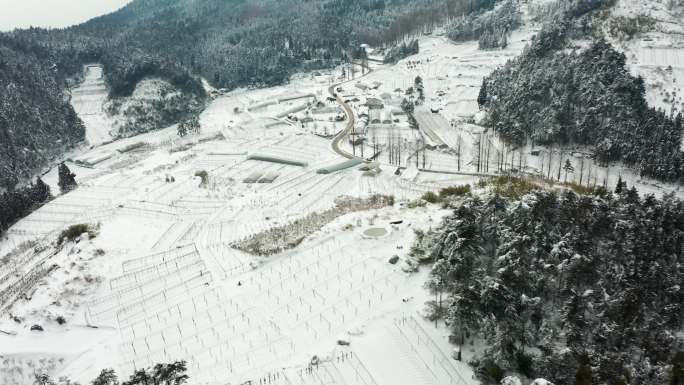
(73, 0), (475, 89)
(1, 0), (484, 191)
(0, 40), (84, 189)
(479, 0), (684, 182)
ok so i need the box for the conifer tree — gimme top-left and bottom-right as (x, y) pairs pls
(417, 189), (684, 384)
(414, 76), (424, 103)
(477, 78), (488, 110)
(563, 159), (574, 183)
(615, 176), (625, 194)
(92, 369), (118, 385)
(177, 121), (188, 137)
(58, 163), (77, 194)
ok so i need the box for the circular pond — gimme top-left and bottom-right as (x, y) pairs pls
(363, 227), (389, 238)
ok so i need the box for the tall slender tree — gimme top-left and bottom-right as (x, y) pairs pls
(58, 163), (77, 194)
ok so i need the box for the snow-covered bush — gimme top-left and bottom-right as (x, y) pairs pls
(233, 195), (394, 256)
(607, 16), (656, 41)
(530, 379), (555, 385)
(501, 376), (522, 385)
(57, 223), (98, 246)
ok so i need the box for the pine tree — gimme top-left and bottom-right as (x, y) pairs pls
(672, 352), (684, 385)
(615, 176), (625, 194)
(425, 259), (450, 317)
(31, 178), (52, 205)
(625, 186), (639, 203)
(177, 121), (188, 137)
(187, 116), (201, 135)
(34, 373), (55, 385)
(401, 98), (414, 114)
(122, 369), (150, 385)
(563, 159), (574, 183)
(414, 76), (424, 103)
(575, 356), (592, 385)
(58, 163), (77, 194)
(121, 361), (188, 385)
(477, 78), (488, 110)
(92, 369), (118, 385)
(178, 116), (200, 137)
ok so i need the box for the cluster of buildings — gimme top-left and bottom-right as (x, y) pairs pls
(349, 89), (407, 147)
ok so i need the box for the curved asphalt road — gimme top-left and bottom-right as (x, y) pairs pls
(329, 62), (371, 160)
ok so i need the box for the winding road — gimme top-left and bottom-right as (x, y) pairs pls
(329, 62), (372, 160)
(326, 61), (502, 179)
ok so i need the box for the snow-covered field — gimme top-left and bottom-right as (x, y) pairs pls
(71, 65), (116, 146)
(0, 58), (479, 385)
(331, 2), (684, 199)
(608, 0), (684, 114)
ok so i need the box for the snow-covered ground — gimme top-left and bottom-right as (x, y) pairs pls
(347, 0), (684, 198)
(607, 0), (684, 114)
(4, 1), (684, 384)
(71, 65), (117, 146)
(0, 61), (478, 385)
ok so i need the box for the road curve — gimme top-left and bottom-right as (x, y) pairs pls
(329, 62), (372, 160)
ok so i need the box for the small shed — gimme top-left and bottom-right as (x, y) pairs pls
(366, 98), (384, 110)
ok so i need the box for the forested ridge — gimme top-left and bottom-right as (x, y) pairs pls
(422, 184), (684, 384)
(68, 0), (493, 90)
(479, 0), (684, 182)
(0, 37), (85, 189)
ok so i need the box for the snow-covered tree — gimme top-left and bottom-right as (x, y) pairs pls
(478, 78), (488, 110)
(58, 163), (77, 194)
(562, 159), (574, 183)
(417, 188), (684, 384)
(92, 369), (118, 385)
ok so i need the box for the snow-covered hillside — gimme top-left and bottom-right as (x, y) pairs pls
(3, 0), (684, 384)
(71, 65), (117, 146)
(0, 59), (483, 384)
(606, 0), (684, 113)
